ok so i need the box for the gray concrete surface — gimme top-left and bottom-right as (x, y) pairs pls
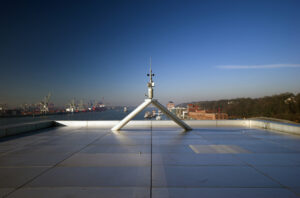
(0, 126), (300, 197)
(2, 120), (299, 140)
(0, 121), (56, 138)
(56, 120), (300, 135)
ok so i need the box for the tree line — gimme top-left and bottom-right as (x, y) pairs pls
(179, 93), (300, 123)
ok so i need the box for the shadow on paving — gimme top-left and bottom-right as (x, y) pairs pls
(0, 126), (300, 198)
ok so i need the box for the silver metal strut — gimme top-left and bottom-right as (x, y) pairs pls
(112, 98), (192, 131)
(111, 58), (192, 131)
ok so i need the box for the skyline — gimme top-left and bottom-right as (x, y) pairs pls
(1, 0), (300, 107)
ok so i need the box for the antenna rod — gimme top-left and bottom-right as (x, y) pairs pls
(150, 56), (152, 83)
(147, 57), (154, 99)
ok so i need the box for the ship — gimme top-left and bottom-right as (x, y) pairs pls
(144, 110), (157, 119)
(92, 103), (107, 112)
(156, 110), (162, 120)
(144, 111), (152, 119)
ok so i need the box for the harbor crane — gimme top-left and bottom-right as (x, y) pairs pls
(40, 93), (51, 114)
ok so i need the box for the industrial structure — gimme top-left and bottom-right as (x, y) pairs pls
(39, 93), (51, 114)
(167, 103), (228, 120)
(112, 59), (192, 131)
(187, 104), (228, 120)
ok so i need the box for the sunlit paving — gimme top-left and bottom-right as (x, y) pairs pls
(0, 124), (299, 198)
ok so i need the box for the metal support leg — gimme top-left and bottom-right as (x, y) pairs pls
(151, 99), (192, 131)
(111, 99), (152, 131)
(112, 99), (192, 131)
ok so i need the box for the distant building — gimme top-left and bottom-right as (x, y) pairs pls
(170, 107), (188, 119)
(167, 102), (228, 120)
(0, 104), (7, 116)
(187, 104), (228, 120)
(167, 101), (175, 110)
(187, 104), (199, 112)
(167, 101), (187, 119)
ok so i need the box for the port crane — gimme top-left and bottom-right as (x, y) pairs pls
(66, 98), (76, 113)
(40, 93), (51, 114)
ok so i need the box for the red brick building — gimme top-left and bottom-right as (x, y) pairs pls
(187, 104), (228, 120)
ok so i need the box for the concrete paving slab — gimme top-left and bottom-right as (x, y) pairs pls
(235, 153), (300, 166)
(247, 132), (300, 141)
(0, 167), (48, 188)
(43, 136), (103, 145)
(152, 145), (194, 153)
(152, 153), (246, 166)
(189, 145), (250, 154)
(268, 139), (300, 152)
(152, 166), (281, 187)
(105, 133), (151, 139)
(94, 135), (151, 145)
(6, 187), (149, 198)
(8, 144), (84, 155)
(0, 146), (15, 153)
(0, 152), (6, 157)
(0, 152), (69, 167)
(199, 134), (258, 141)
(0, 188), (14, 198)
(255, 166), (300, 187)
(152, 134), (203, 139)
(152, 133), (197, 138)
(59, 153), (151, 167)
(152, 188), (299, 198)
(28, 133), (106, 146)
(32, 127), (82, 136)
(27, 167), (150, 187)
(117, 130), (150, 135)
(80, 145), (151, 154)
(234, 142), (297, 153)
(0, 138), (36, 147)
(1, 125), (300, 198)
(152, 134), (200, 139)
(152, 139), (210, 145)
(204, 139), (267, 145)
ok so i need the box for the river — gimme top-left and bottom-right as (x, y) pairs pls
(0, 108), (167, 127)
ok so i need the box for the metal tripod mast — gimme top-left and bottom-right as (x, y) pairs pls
(111, 58), (192, 131)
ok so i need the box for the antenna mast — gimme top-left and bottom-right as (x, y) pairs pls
(147, 57), (155, 99)
(111, 58), (192, 131)
(150, 57), (152, 82)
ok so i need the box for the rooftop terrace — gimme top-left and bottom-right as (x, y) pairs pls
(0, 121), (300, 198)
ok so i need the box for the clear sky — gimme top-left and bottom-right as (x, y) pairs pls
(1, 0), (300, 107)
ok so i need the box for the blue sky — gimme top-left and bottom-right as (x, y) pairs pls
(0, 0), (300, 107)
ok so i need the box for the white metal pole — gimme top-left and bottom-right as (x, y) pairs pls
(111, 99), (152, 131)
(151, 99), (192, 131)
